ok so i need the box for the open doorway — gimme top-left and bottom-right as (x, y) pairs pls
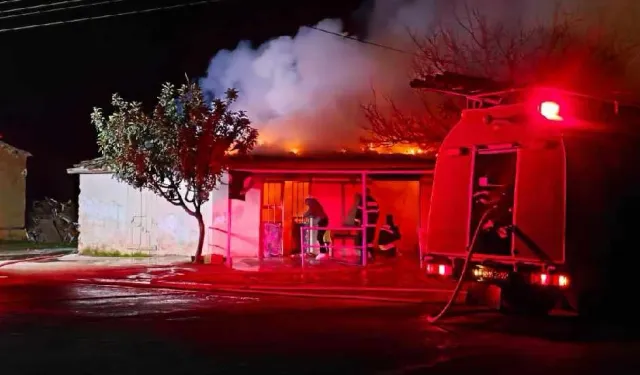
(260, 180), (310, 257)
(285, 180), (310, 255)
(261, 182), (283, 257)
(469, 149), (517, 256)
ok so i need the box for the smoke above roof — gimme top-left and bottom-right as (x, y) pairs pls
(199, 0), (635, 153)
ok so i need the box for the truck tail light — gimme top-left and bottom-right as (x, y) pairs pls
(531, 272), (570, 288)
(557, 275), (570, 287)
(534, 272), (550, 285)
(425, 263), (452, 276)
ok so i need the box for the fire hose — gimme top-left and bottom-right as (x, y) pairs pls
(426, 204), (499, 324)
(76, 203), (498, 318)
(0, 207), (501, 315)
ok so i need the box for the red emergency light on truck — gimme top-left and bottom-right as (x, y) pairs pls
(421, 84), (640, 318)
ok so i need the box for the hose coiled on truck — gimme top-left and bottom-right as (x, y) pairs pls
(427, 205), (498, 323)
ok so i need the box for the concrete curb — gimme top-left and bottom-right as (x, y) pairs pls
(0, 252), (78, 269)
(0, 248), (77, 261)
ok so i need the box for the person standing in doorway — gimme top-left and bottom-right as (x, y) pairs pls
(354, 189), (380, 260)
(378, 214), (401, 258)
(303, 196), (330, 260)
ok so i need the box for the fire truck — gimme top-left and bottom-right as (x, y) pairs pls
(416, 74), (640, 318)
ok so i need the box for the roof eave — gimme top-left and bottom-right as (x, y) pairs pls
(66, 167), (111, 175)
(0, 143), (32, 158)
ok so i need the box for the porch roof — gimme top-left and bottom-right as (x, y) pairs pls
(67, 157), (108, 174)
(68, 153), (436, 176)
(228, 153), (435, 175)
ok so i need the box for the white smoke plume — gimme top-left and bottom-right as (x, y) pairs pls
(199, 0), (634, 153)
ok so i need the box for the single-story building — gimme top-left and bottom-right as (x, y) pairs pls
(0, 140), (31, 239)
(67, 153), (435, 263)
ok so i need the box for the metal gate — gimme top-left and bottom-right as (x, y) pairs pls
(261, 182), (284, 257)
(289, 181), (310, 254)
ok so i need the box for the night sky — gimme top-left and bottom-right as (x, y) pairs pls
(0, 0), (363, 204)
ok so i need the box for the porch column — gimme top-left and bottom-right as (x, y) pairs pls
(226, 194), (232, 268)
(361, 172), (368, 266)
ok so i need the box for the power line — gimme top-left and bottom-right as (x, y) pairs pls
(304, 25), (412, 55)
(0, 0), (22, 6)
(0, 0), (412, 59)
(0, 0), (127, 21)
(0, 0), (86, 15)
(0, 0), (222, 33)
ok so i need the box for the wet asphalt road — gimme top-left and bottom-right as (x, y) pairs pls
(0, 280), (639, 374)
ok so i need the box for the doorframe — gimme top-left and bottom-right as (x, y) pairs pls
(259, 180), (285, 258)
(466, 146), (519, 254)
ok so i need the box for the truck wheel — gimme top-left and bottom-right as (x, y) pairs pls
(500, 283), (555, 316)
(500, 296), (555, 316)
(575, 292), (624, 322)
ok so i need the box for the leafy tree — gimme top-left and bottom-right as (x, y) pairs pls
(91, 81), (258, 262)
(363, 2), (638, 150)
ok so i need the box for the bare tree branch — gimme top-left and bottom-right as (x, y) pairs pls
(362, 1), (638, 150)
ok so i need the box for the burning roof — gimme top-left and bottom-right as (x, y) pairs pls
(67, 157), (108, 174)
(228, 152), (435, 172)
(68, 151), (434, 175)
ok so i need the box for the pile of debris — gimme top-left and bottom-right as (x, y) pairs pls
(26, 198), (78, 244)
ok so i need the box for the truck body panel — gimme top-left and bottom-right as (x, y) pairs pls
(426, 103), (566, 265)
(424, 89), (640, 315)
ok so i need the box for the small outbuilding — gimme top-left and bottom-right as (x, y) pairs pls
(0, 140), (31, 240)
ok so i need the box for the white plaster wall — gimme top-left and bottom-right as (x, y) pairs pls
(208, 173), (261, 259)
(208, 173), (229, 256)
(78, 173), (214, 256)
(77, 174), (129, 252)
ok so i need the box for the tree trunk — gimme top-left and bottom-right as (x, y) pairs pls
(194, 210), (205, 263)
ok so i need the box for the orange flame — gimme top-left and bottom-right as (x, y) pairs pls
(252, 133), (428, 156)
(368, 144), (427, 155)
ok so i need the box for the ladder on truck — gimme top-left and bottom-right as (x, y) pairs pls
(410, 71), (640, 118)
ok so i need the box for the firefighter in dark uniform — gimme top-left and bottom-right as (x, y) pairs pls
(354, 189), (380, 259)
(378, 214), (401, 258)
(303, 196), (330, 260)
